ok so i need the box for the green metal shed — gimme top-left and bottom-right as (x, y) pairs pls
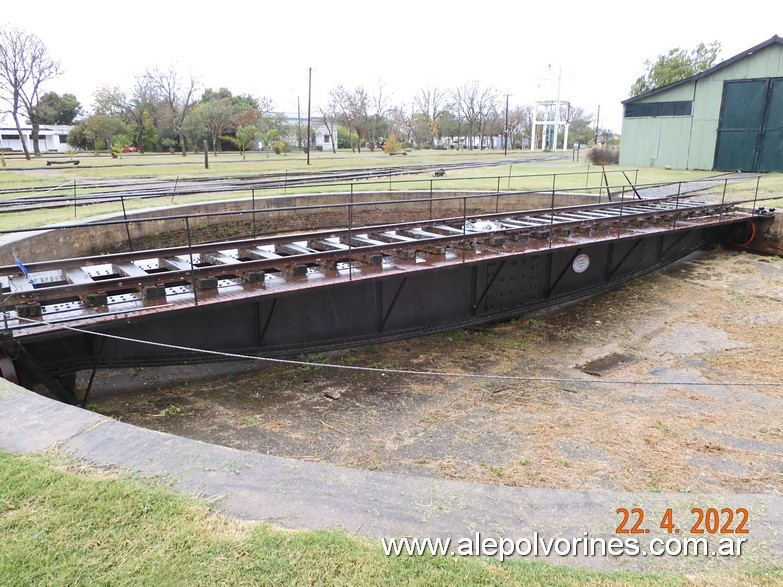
(620, 36), (783, 171)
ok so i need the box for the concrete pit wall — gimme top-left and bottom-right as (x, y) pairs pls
(0, 191), (596, 264)
(753, 212), (783, 256)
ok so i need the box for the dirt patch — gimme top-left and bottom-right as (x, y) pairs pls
(87, 248), (783, 494)
(577, 352), (636, 376)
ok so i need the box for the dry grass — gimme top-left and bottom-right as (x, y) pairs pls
(90, 249), (783, 496)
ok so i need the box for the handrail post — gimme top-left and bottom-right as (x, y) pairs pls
(251, 189), (256, 238)
(462, 197), (467, 263)
(429, 179), (433, 220)
(549, 189), (555, 249)
(672, 182), (682, 230)
(752, 175), (760, 211)
(348, 190), (353, 280)
(185, 216), (198, 305)
(121, 196), (132, 252)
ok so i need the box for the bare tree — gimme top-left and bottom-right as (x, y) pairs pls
(481, 104), (502, 149)
(93, 86), (128, 117)
(328, 85), (367, 152)
(249, 96), (274, 125)
(443, 102), (464, 150)
(364, 81), (389, 151)
(413, 86), (446, 147)
(475, 87), (498, 149)
(352, 86), (370, 152)
(319, 104), (338, 153)
(145, 65), (198, 156)
(451, 82), (496, 150)
(508, 104), (534, 147)
(0, 27), (62, 159)
(387, 104), (418, 146)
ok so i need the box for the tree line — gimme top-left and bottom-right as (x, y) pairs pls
(1, 26), (612, 159)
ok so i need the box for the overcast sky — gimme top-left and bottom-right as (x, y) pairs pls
(1, 1), (779, 132)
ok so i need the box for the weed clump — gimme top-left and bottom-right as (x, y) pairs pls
(585, 144), (620, 165)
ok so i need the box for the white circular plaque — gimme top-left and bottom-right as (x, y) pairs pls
(572, 253), (590, 273)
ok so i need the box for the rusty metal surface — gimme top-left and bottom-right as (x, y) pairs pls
(0, 192), (751, 340)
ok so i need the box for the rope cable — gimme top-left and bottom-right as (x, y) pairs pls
(13, 316), (783, 388)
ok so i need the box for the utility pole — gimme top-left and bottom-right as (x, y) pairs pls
(554, 66), (562, 150)
(503, 94), (511, 156)
(306, 67), (312, 165)
(595, 105), (601, 145)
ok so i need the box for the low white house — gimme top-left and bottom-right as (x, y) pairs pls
(434, 135), (520, 150)
(0, 125), (74, 153)
(257, 113), (333, 152)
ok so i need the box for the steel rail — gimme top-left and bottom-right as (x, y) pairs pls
(0, 201), (748, 307)
(0, 188), (736, 273)
(0, 174), (751, 240)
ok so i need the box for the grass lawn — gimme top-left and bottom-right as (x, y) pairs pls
(3, 451), (780, 586)
(5, 148), (775, 232)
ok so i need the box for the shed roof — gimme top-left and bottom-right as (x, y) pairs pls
(623, 35), (783, 105)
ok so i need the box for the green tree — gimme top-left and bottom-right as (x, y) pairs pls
(336, 124), (355, 149)
(93, 79), (158, 153)
(223, 124), (257, 159)
(81, 114), (129, 151)
(560, 106), (594, 147)
(630, 41), (721, 96)
(36, 92), (82, 125)
(66, 122), (90, 150)
(437, 109), (459, 148)
(258, 128), (281, 157)
(191, 98), (238, 155)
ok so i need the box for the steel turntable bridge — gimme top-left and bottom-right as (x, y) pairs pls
(0, 176), (771, 405)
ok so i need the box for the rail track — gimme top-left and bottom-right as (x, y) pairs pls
(0, 191), (754, 335)
(0, 155), (571, 213)
(0, 172), (771, 405)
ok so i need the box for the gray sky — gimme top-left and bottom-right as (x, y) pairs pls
(1, 0), (779, 132)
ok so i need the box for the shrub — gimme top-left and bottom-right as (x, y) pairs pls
(585, 144), (620, 165)
(382, 133), (402, 155)
(110, 140), (124, 159)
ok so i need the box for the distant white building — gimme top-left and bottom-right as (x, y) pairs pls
(0, 125), (74, 153)
(436, 135), (516, 150)
(278, 113), (334, 151)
